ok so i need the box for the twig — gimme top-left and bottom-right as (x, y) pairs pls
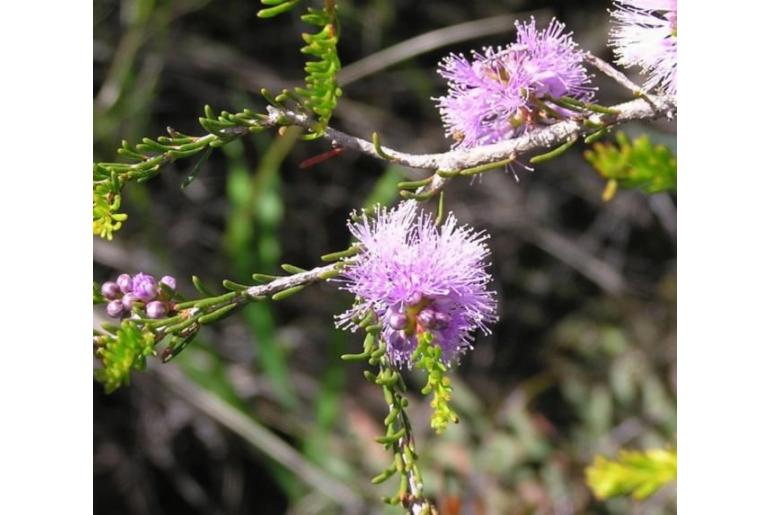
(158, 262), (344, 336)
(243, 262), (341, 300)
(93, 239), (339, 304)
(584, 53), (664, 110)
(270, 95), (676, 173)
(515, 223), (629, 296)
(584, 53), (644, 96)
(648, 194), (677, 240)
(268, 93), (675, 201)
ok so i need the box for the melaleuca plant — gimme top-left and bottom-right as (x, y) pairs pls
(93, 2), (677, 512)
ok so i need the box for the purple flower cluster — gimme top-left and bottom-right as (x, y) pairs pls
(435, 17), (594, 149)
(609, 0), (677, 95)
(100, 272), (177, 319)
(337, 202), (497, 367)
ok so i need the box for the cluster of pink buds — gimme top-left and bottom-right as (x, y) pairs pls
(100, 272), (177, 319)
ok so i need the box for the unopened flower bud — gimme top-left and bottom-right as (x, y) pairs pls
(417, 309), (436, 328)
(101, 281), (121, 300)
(117, 273), (133, 293)
(388, 331), (408, 351)
(106, 299), (125, 318)
(418, 309), (450, 330)
(432, 312), (451, 330)
(405, 292), (423, 306)
(160, 275), (176, 291)
(122, 292), (140, 311)
(132, 273), (158, 302)
(146, 301), (168, 319)
(388, 313), (408, 330)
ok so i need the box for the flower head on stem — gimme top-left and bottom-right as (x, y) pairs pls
(337, 201), (497, 367)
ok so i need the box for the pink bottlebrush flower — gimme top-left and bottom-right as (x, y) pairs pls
(336, 202), (497, 366)
(609, 0), (677, 95)
(435, 17), (594, 149)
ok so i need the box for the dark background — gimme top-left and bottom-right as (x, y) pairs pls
(94, 1), (676, 513)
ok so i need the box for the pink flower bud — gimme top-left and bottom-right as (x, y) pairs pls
(101, 281), (121, 300)
(106, 299), (125, 318)
(388, 313), (408, 330)
(146, 301), (168, 319)
(122, 293), (140, 311)
(159, 275), (177, 291)
(132, 273), (158, 302)
(117, 274), (133, 294)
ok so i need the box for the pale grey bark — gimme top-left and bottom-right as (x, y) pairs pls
(243, 263), (340, 300)
(270, 94), (676, 174)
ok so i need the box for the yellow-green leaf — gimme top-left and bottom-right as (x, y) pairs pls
(586, 448), (676, 500)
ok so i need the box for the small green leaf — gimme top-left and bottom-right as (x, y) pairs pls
(198, 303), (239, 325)
(271, 285), (305, 301)
(191, 275), (214, 296)
(252, 273), (277, 283)
(181, 147), (212, 188)
(280, 263), (307, 274)
(257, 0), (299, 18)
(529, 136), (577, 164)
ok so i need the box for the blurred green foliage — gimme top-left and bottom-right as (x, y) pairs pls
(224, 127), (300, 410)
(585, 132), (677, 201)
(586, 448), (676, 500)
(94, 320), (156, 393)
